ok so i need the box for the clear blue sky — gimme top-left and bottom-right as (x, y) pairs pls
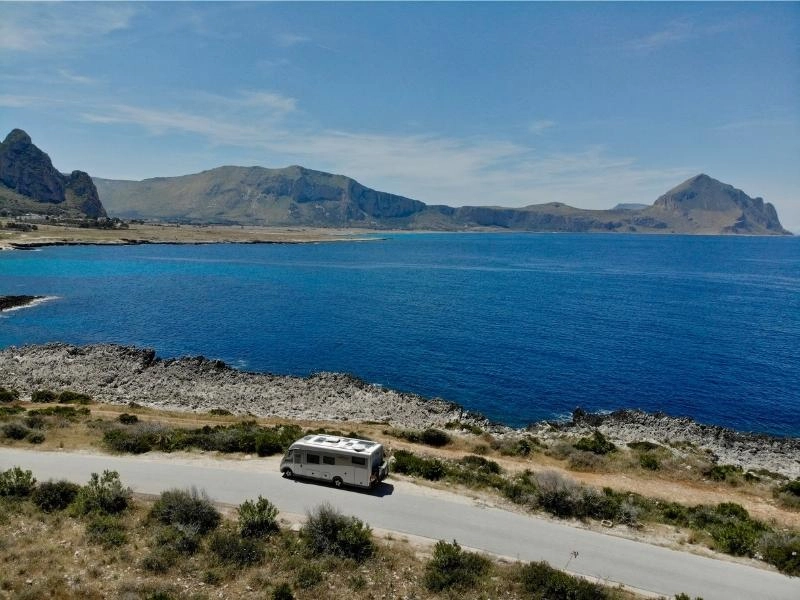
(1, 2), (798, 230)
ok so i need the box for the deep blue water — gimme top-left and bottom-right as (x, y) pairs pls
(1, 234), (799, 436)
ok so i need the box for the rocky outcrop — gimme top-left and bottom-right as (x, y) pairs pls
(0, 129), (107, 219)
(537, 408), (800, 479)
(0, 343), (475, 429)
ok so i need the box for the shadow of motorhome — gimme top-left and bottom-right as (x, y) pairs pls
(287, 476), (394, 496)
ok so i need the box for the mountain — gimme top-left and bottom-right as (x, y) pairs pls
(0, 129), (106, 219)
(95, 167), (790, 235)
(651, 174), (789, 235)
(95, 165), (425, 228)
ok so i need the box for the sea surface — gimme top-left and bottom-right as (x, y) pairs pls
(1, 234), (799, 436)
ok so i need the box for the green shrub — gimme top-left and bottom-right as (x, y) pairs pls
(58, 390), (92, 405)
(501, 470), (539, 505)
(141, 547), (178, 573)
(703, 464), (743, 482)
(272, 582), (294, 600)
(103, 427), (154, 453)
(674, 594), (703, 600)
(154, 525), (201, 555)
(758, 532), (800, 575)
(209, 408), (232, 416)
(574, 431), (616, 455)
(86, 514), (127, 548)
(518, 561), (609, 599)
(238, 496), (279, 538)
(0, 387), (19, 403)
(627, 441), (661, 451)
(0, 405), (25, 417)
(208, 529), (264, 567)
(639, 453), (661, 471)
(302, 503), (374, 561)
(72, 470), (131, 515)
(3, 421), (30, 440)
(118, 413), (139, 424)
(30, 390), (57, 403)
(392, 450), (446, 480)
(420, 428), (451, 447)
(295, 564), (323, 589)
(149, 488), (221, 534)
(32, 480), (80, 512)
(774, 479), (800, 509)
(0, 466), (36, 497)
(24, 414), (45, 429)
(28, 405), (89, 419)
(26, 431), (45, 444)
(423, 540), (491, 591)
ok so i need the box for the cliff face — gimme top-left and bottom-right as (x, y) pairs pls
(0, 129), (107, 219)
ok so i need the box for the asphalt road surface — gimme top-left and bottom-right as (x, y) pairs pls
(2, 448), (798, 599)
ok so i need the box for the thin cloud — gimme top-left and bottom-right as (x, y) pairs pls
(57, 70), (97, 85)
(78, 96), (686, 208)
(630, 20), (693, 51)
(529, 120), (556, 135)
(714, 117), (798, 132)
(275, 32), (310, 48)
(629, 17), (753, 53)
(0, 3), (137, 51)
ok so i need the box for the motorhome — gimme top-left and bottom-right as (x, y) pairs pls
(280, 434), (388, 489)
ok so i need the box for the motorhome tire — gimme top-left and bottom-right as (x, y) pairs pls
(333, 477), (343, 488)
(283, 469), (293, 479)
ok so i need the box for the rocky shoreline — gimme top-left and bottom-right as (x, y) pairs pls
(0, 295), (45, 311)
(1, 343), (798, 477)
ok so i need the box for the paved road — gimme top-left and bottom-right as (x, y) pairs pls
(2, 449), (798, 600)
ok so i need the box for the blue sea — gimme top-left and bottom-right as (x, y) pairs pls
(1, 234), (799, 436)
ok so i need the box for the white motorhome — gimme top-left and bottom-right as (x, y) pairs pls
(280, 435), (388, 489)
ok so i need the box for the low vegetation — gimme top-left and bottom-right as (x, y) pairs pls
(301, 503), (374, 561)
(385, 427), (452, 447)
(423, 540), (491, 591)
(391, 449), (800, 574)
(0, 399), (796, 579)
(103, 420), (303, 455)
(0, 466), (644, 599)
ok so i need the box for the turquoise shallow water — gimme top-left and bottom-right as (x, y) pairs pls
(1, 233), (799, 435)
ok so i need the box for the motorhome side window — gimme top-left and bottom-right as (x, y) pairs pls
(352, 456), (366, 466)
(322, 455), (335, 466)
(306, 453), (320, 464)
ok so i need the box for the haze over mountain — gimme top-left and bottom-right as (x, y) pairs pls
(0, 129), (106, 219)
(95, 166), (790, 235)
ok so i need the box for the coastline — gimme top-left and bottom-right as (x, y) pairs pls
(0, 223), (381, 251)
(1, 342), (797, 478)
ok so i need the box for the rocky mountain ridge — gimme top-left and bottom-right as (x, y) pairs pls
(96, 167), (790, 235)
(0, 129), (106, 219)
